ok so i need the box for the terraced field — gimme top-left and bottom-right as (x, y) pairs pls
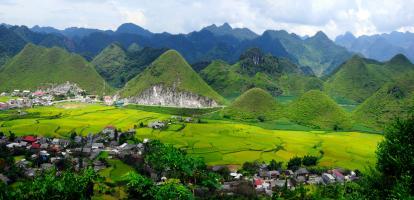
(0, 103), (383, 170)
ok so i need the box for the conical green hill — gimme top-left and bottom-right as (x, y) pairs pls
(121, 50), (225, 105)
(223, 88), (279, 121)
(0, 43), (112, 94)
(287, 90), (351, 130)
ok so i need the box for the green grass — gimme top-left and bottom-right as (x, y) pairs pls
(0, 102), (383, 170)
(0, 96), (16, 102)
(0, 44), (113, 94)
(120, 50), (225, 104)
(106, 159), (135, 182)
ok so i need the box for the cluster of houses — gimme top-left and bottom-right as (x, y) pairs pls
(0, 82), (106, 110)
(0, 126), (146, 184)
(218, 164), (359, 196)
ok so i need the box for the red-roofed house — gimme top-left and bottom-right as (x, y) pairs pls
(22, 136), (37, 143)
(254, 178), (263, 187)
(31, 143), (41, 149)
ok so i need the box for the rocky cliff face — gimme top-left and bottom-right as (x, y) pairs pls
(127, 84), (219, 108)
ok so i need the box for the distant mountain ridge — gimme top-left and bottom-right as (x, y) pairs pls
(0, 22), (352, 77)
(335, 31), (414, 63)
(201, 23), (258, 40)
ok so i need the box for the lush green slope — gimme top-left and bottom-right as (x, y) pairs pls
(287, 90), (352, 130)
(353, 74), (414, 130)
(223, 88), (280, 121)
(200, 48), (323, 99)
(92, 43), (127, 87)
(120, 50), (225, 104)
(264, 30), (353, 76)
(0, 44), (112, 94)
(325, 54), (414, 103)
(92, 43), (167, 88)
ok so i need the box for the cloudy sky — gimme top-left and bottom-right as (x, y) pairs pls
(0, 0), (413, 38)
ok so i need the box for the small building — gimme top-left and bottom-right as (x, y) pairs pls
(22, 136), (37, 144)
(322, 173), (335, 184)
(148, 121), (166, 129)
(332, 169), (345, 183)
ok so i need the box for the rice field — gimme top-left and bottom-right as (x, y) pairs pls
(0, 102), (383, 170)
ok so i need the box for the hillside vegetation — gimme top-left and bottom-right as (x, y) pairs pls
(325, 54), (414, 103)
(223, 88), (280, 121)
(92, 43), (167, 88)
(287, 90), (352, 130)
(200, 48), (323, 99)
(353, 74), (414, 130)
(121, 50), (225, 104)
(0, 44), (112, 94)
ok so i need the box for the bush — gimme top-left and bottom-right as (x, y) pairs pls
(287, 156), (302, 170)
(302, 155), (318, 166)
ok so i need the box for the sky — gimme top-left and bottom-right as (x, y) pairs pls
(0, 0), (414, 38)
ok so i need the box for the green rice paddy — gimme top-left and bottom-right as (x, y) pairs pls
(0, 103), (383, 170)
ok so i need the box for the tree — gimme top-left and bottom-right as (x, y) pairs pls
(287, 156), (302, 170)
(8, 131), (15, 142)
(70, 131), (77, 140)
(376, 116), (414, 197)
(302, 155), (318, 166)
(153, 179), (193, 200)
(268, 159), (283, 170)
(241, 161), (259, 176)
(124, 172), (154, 200)
(0, 131), (4, 138)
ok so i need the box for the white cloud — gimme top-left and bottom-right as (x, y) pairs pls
(0, 0), (413, 38)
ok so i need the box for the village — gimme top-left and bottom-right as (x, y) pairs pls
(0, 120), (359, 197)
(0, 82), (123, 110)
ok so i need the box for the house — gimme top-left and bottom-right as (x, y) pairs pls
(274, 179), (293, 189)
(74, 136), (83, 144)
(230, 172), (243, 180)
(331, 169), (345, 182)
(102, 126), (116, 139)
(148, 121), (165, 129)
(92, 143), (104, 149)
(22, 136), (37, 144)
(184, 117), (193, 122)
(284, 170), (294, 177)
(307, 175), (324, 185)
(322, 173), (335, 184)
(254, 178), (264, 188)
(0, 102), (8, 110)
(103, 96), (113, 105)
(52, 138), (60, 145)
(294, 168), (309, 177)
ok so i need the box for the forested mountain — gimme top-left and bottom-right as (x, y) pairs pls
(200, 48), (323, 99)
(92, 43), (167, 88)
(0, 22), (353, 77)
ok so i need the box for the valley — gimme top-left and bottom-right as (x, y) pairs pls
(0, 102), (382, 170)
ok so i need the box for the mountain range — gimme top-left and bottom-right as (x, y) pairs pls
(0, 22), (355, 77)
(335, 31), (414, 63)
